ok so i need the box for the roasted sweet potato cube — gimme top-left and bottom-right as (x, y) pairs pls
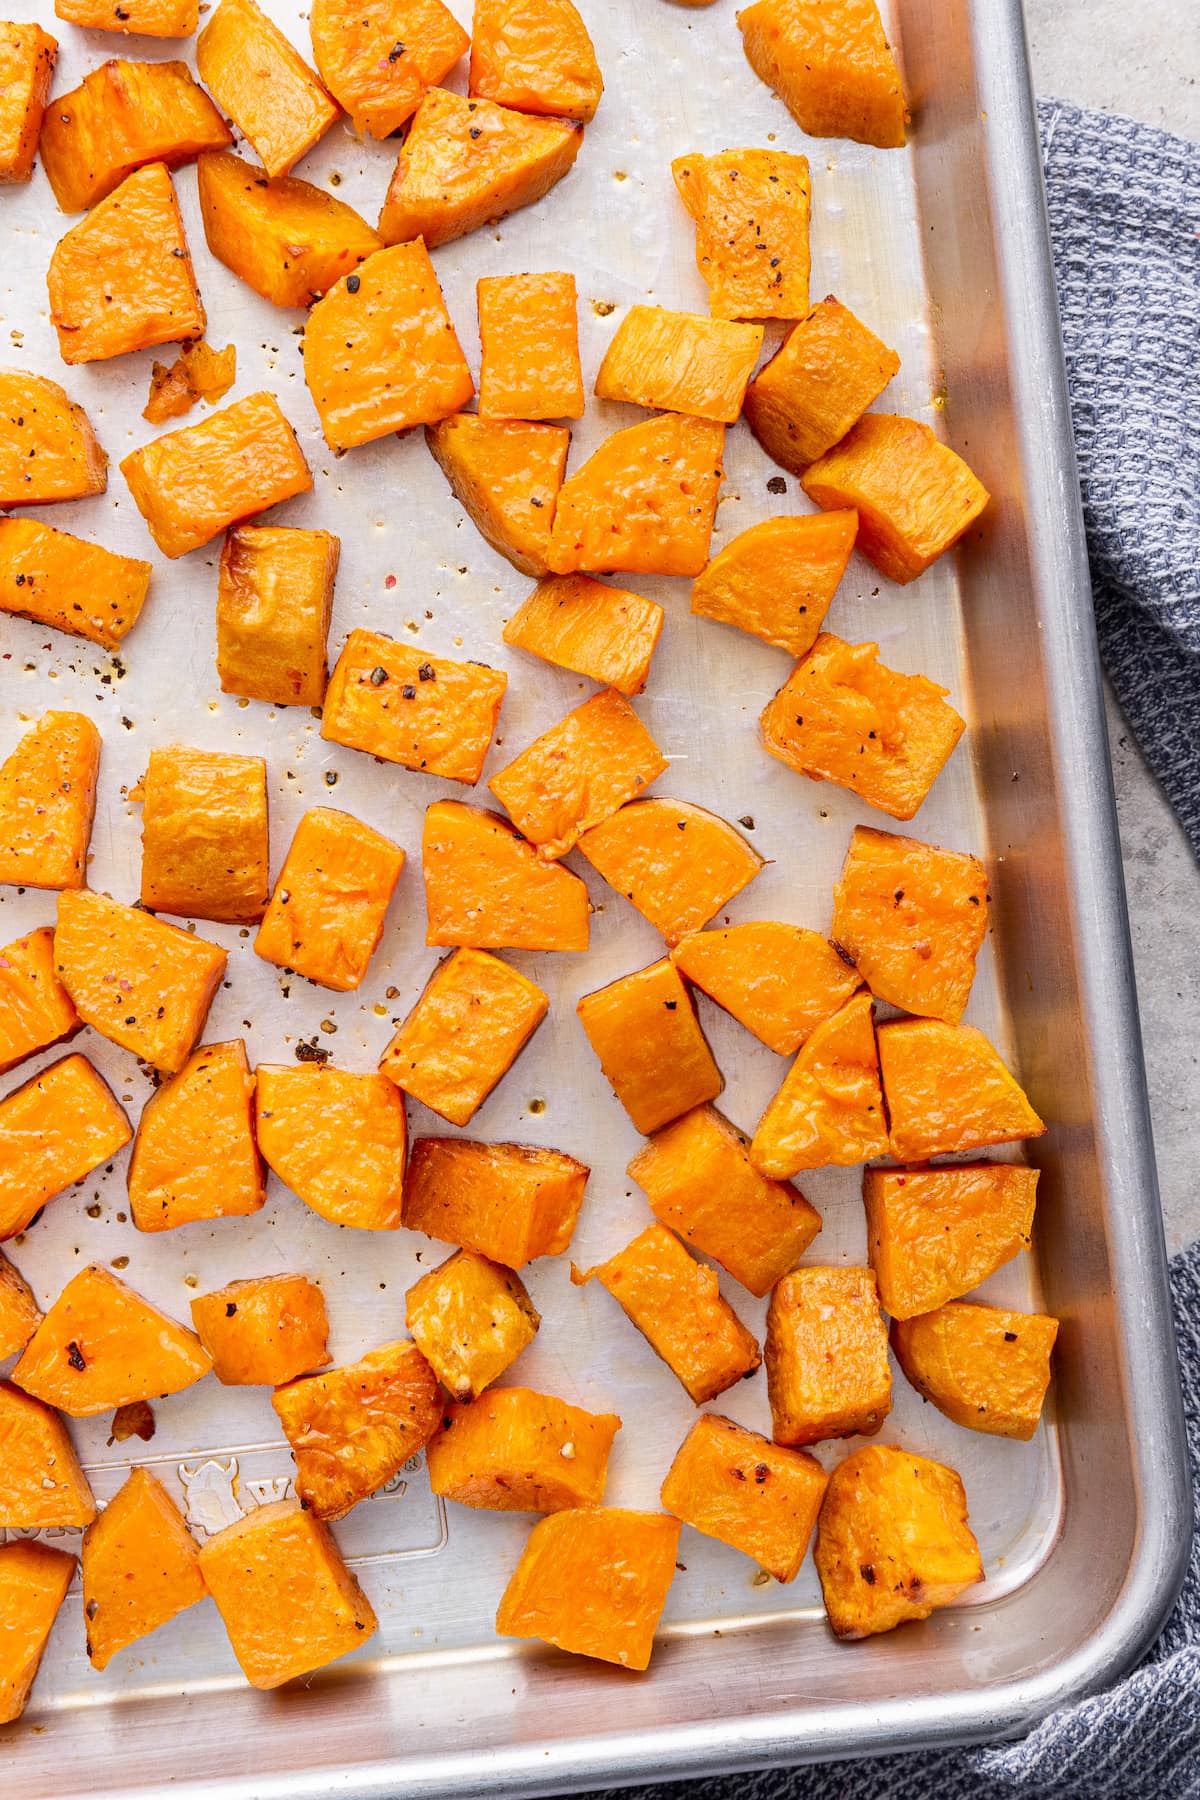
(766, 1266), (890, 1446)
(671, 922), (862, 1057)
(0, 1382), (95, 1527)
(503, 574), (663, 696)
(470, 0), (602, 121)
(0, 1053), (131, 1241)
(216, 524), (338, 707)
(0, 927), (79, 1074)
(254, 806), (404, 992)
(803, 415), (990, 584)
(595, 307), (763, 424)
(744, 298), (900, 473)
(672, 147), (810, 321)
(878, 1018), (1046, 1161)
(428, 1387), (620, 1512)
(577, 797), (763, 945)
(322, 629), (506, 785)
(81, 1468), (204, 1672)
(404, 1137), (588, 1267)
(0, 24), (56, 185)
(128, 1040), (264, 1232)
(121, 391), (312, 560)
(0, 371), (107, 508)
(661, 1414), (827, 1583)
(54, 0), (198, 34)
(738, 0), (908, 149)
(272, 1339), (441, 1518)
(0, 711), (98, 893)
(138, 745), (269, 924)
(199, 1500), (377, 1687)
(477, 271), (584, 421)
(0, 518), (150, 649)
(13, 1265), (211, 1416)
(55, 888), (226, 1072)
(378, 87), (583, 248)
(691, 511), (857, 657)
(629, 1105), (820, 1298)
(405, 1248), (539, 1401)
(191, 1275), (329, 1386)
(197, 0), (337, 180)
(423, 799), (591, 950)
(815, 1444), (982, 1639)
(0, 1251), (40, 1360)
(751, 991), (886, 1177)
(0, 1539), (75, 1724)
(311, 0), (468, 137)
(381, 948), (548, 1126)
(427, 414), (570, 577)
(549, 413), (725, 577)
(39, 58), (231, 213)
(892, 1302), (1059, 1441)
(497, 1507), (679, 1670)
(760, 633), (966, 821)
(576, 958), (722, 1135)
(198, 150), (381, 308)
(863, 1162), (1039, 1319)
(255, 1065), (407, 1231)
(142, 339), (236, 424)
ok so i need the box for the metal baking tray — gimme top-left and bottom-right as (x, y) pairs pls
(2, 0), (1190, 1793)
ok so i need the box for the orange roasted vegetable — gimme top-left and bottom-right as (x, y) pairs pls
(863, 1162), (1040, 1319)
(81, 1469), (204, 1672)
(499, 1510), (679, 1671)
(503, 574), (663, 696)
(55, 887), (226, 1072)
(55, 0), (197, 30)
(0, 1250), (40, 1360)
(671, 922), (862, 1057)
(672, 147), (810, 321)
(803, 415), (991, 584)
(744, 297), (900, 473)
(595, 307), (764, 424)
(143, 339), (237, 424)
(0, 1381), (95, 1527)
(380, 947), (548, 1126)
(0, 1539), (75, 1724)
(256, 1065), (407, 1230)
(760, 633), (966, 821)
(12, 1264), (211, 1416)
(217, 524), (338, 706)
(738, 0), (908, 150)
(550, 412), (725, 577)
(766, 1266), (890, 1446)
(751, 991), (886, 1177)
(0, 371), (107, 507)
(197, 0), (337, 179)
(691, 512), (857, 658)
(198, 150), (381, 307)
(576, 797), (764, 945)
(423, 799), (590, 951)
(661, 1414), (827, 1583)
(892, 1302), (1059, 1440)
(428, 1387), (620, 1512)
(311, 0), (468, 138)
(0, 928), (80, 1075)
(137, 745), (269, 924)
(272, 1339), (441, 1517)
(815, 1445), (982, 1639)
(878, 1018), (1046, 1162)
(426, 414), (570, 577)
(576, 958), (722, 1134)
(405, 1137), (589, 1267)
(0, 24), (56, 185)
(405, 1248), (539, 1401)
(0, 518), (150, 649)
(128, 1040), (264, 1232)
(0, 711), (99, 893)
(322, 628), (507, 785)
(191, 1275), (330, 1385)
(40, 58), (230, 213)
(477, 271), (584, 421)
(470, 0), (602, 122)
(199, 1500), (377, 1688)
(0, 1053), (130, 1241)
(629, 1105), (820, 1298)
(254, 806), (404, 992)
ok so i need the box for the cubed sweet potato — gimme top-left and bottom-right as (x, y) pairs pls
(877, 1018), (1046, 1161)
(751, 990), (887, 1176)
(81, 1468), (204, 1672)
(766, 1266), (890, 1446)
(428, 1387), (620, 1512)
(760, 632), (966, 822)
(691, 511), (857, 657)
(738, 0), (908, 150)
(380, 947), (548, 1126)
(0, 371), (107, 507)
(216, 524), (339, 706)
(802, 415), (990, 584)
(311, 0), (468, 137)
(198, 149), (381, 308)
(12, 1264), (211, 1416)
(405, 1248), (539, 1401)
(892, 1302), (1059, 1440)
(0, 1539), (75, 1724)
(503, 574), (663, 696)
(0, 927), (79, 1074)
(426, 413), (571, 577)
(55, 887), (226, 1072)
(191, 1274), (330, 1386)
(470, 0), (602, 122)
(661, 1414), (827, 1583)
(423, 799), (591, 951)
(54, 0), (197, 32)
(0, 1381), (95, 1527)
(549, 413), (725, 577)
(477, 271), (584, 421)
(197, 0), (337, 179)
(272, 1339), (441, 1518)
(198, 1500), (377, 1688)
(0, 23), (56, 185)
(39, 58), (231, 213)
(255, 1064), (407, 1230)
(0, 711), (99, 893)
(138, 745), (269, 924)
(0, 1250), (40, 1360)
(0, 518), (150, 649)
(670, 922), (862, 1057)
(576, 797), (764, 945)
(577, 958), (722, 1135)
(378, 86), (582, 248)
(0, 1053), (130, 1241)
(321, 629), (506, 785)
(595, 307), (764, 424)
(404, 1137), (589, 1267)
(744, 298), (900, 473)
(496, 1507), (679, 1670)
(815, 1445), (982, 1639)
(671, 147), (810, 321)
(142, 339), (236, 424)
(863, 1162), (1039, 1320)
(128, 1040), (264, 1232)
(253, 806), (404, 992)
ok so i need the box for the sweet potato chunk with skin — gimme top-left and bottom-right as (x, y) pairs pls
(381, 948), (548, 1126)
(549, 413), (725, 578)
(0, 927), (79, 1075)
(892, 1303), (1059, 1441)
(878, 1019), (1046, 1162)
(322, 629), (506, 786)
(254, 806), (404, 992)
(863, 1162), (1039, 1320)
(761, 633), (966, 822)
(405, 1138), (589, 1267)
(766, 1266), (890, 1446)
(577, 958), (722, 1135)
(272, 1339), (441, 1519)
(138, 745), (269, 924)
(803, 415), (991, 584)
(405, 1249), (539, 1401)
(0, 1539), (75, 1724)
(428, 1387), (620, 1513)
(0, 1382), (95, 1527)
(672, 148), (810, 322)
(0, 1251), (40, 1360)
(311, 0), (468, 139)
(13, 1265), (211, 1416)
(217, 524), (338, 707)
(815, 1445), (982, 1639)
(199, 1500), (377, 1688)
(497, 1507), (679, 1670)
(629, 1105), (820, 1298)
(671, 922), (862, 1057)
(256, 1065), (406, 1230)
(661, 1414), (827, 1583)
(0, 1054), (130, 1241)
(470, 0), (602, 122)
(128, 1040), (264, 1233)
(478, 272), (584, 421)
(40, 59), (230, 214)
(0, 24), (56, 185)
(198, 0), (337, 180)
(191, 1275), (330, 1386)
(82, 1469), (204, 1672)
(0, 711), (99, 893)
(0, 518), (150, 650)
(576, 797), (764, 946)
(379, 87), (583, 248)
(0, 371), (107, 508)
(423, 799), (591, 951)
(752, 991), (887, 1177)
(426, 414), (570, 578)
(738, 0), (908, 150)
(691, 511), (857, 657)
(198, 150), (381, 308)
(56, 888), (226, 1072)
(55, 0), (197, 33)
(745, 298), (900, 473)
(503, 574), (663, 696)
(596, 308), (764, 424)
